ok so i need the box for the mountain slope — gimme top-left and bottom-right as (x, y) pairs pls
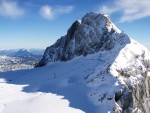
(0, 54), (107, 113)
(0, 12), (150, 113)
(15, 49), (34, 58)
(14, 49), (42, 60)
(37, 12), (122, 66)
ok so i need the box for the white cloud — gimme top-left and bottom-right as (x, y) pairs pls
(99, 0), (150, 23)
(40, 5), (53, 20)
(40, 5), (74, 20)
(0, 0), (24, 18)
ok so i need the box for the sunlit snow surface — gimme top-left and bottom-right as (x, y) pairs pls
(0, 51), (121, 113)
(0, 38), (150, 113)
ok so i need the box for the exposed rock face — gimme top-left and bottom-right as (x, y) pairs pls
(109, 40), (150, 113)
(114, 75), (150, 113)
(37, 12), (150, 113)
(115, 73), (150, 113)
(36, 12), (121, 67)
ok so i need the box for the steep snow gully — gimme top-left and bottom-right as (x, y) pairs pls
(0, 12), (150, 113)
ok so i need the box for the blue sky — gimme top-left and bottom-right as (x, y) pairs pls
(0, 0), (150, 49)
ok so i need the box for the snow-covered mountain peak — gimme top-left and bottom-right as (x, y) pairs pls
(0, 12), (150, 113)
(17, 49), (30, 53)
(37, 12), (127, 67)
(15, 49), (33, 57)
(81, 12), (121, 33)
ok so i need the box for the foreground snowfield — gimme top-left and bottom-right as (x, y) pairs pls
(0, 53), (107, 113)
(0, 83), (85, 113)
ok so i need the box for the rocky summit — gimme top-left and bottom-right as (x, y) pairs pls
(37, 12), (123, 66)
(0, 12), (150, 113)
(36, 12), (150, 113)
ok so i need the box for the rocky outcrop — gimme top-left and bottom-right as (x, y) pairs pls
(36, 12), (150, 113)
(114, 73), (150, 113)
(36, 12), (121, 67)
(109, 40), (150, 113)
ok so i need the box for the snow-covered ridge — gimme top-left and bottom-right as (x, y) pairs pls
(37, 12), (124, 67)
(0, 12), (150, 113)
(0, 39), (150, 112)
(14, 49), (37, 60)
(35, 12), (150, 112)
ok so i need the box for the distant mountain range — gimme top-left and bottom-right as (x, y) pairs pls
(0, 48), (44, 56)
(15, 49), (35, 57)
(14, 49), (43, 60)
(0, 48), (44, 72)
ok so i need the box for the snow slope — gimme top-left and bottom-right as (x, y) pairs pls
(0, 53), (112, 113)
(0, 38), (149, 113)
